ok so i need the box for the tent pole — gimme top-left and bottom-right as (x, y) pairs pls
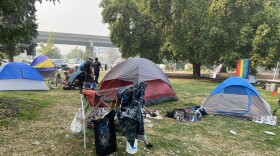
(80, 93), (86, 149)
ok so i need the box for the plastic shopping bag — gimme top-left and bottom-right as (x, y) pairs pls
(70, 108), (84, 135)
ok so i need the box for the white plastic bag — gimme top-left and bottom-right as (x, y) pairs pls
(252, 116), (277, 126)
(70, 108), (84, 135)
(126, 139), (138, 154)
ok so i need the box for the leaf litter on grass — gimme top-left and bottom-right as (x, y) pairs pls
(0, 98), (20, 119)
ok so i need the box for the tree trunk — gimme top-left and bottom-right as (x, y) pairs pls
(192, 62), (201, 78)
(8, 44), (15, 62)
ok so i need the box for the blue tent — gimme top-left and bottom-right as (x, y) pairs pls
(0, 62), (49, 90)
(30, 55), (57, 79)
(67, 70), (84, 88)
(30, 55), (56, 71)
(210, 76), (260, 97)
(202, 76), (272, 118)
(77, 61), (86, 71)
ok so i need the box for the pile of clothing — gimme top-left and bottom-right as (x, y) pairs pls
(166, 106), (207, 122)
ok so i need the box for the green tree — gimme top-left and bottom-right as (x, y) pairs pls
(148, 0), (280, 76)
(0, 0), (58, 62)
(100, 0), (163, 63)
(37, 32), (62, 59)
(250, 4), (280, 69)
(67, 47), (83, 60)
(147, 0), (211, 77)
(82, 49), (90, 61)
(207, 0), (280, 69)
(101, 0), (280, 77)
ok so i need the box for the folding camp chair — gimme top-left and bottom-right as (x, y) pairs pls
(82, 89), (110, 120)
(210, 64), (223, 79)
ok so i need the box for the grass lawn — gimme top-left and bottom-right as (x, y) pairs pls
(0, 73), (279, 155)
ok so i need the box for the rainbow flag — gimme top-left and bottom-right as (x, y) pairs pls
(236, 59), (250, 79)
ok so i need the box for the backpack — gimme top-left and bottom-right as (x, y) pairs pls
(63, 85), (72, 90)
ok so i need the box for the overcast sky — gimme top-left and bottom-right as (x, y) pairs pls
(36, 0), (110, 54)
(36, 0), (110, 36)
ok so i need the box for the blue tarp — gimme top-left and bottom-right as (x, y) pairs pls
(0, 62), (44, 80)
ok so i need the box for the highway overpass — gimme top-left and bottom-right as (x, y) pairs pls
(34, 31), (117, 57)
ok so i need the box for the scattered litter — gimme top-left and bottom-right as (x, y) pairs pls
(144, 118), (151, 123)
(169, 149), (175, 155)
(153, 116), (163, 119)
(175, 150), (181, 154)
(143, 108), (160, 118)
(145, 114), (152, 118)
(166, 107), (206, 123)
(252, 116), (277, 126)
(153, 110), (160, 116)
(146, 124), (153, 128)
(31, 140), (40, 146)
(264, 131), (275, 136)
(230, 130), (237, 135)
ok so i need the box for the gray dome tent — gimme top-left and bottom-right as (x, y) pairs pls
(99, 58), (178, 105)
(201, 76), (272, 119)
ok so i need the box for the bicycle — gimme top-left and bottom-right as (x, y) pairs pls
(48, 71), (62, 89)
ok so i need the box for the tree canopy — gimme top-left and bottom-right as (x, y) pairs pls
(37, 32), (62, 59)
(147, 0), (211, 77)
(101, 0), (280, 77)
(67, 47), (84, 60)
(207, 0), (280, 69)
(0, 0), (58, 62)
(100, 0), (163, 63)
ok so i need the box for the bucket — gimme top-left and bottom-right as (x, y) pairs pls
(270, 83), (277, 92)
(126, 140), (138, 154)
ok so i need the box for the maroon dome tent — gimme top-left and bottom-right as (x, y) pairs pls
(98, 58), (178, 105)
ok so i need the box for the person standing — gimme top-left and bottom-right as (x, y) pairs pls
(83, 57), (95, 89)
(93, 57), (103, 84)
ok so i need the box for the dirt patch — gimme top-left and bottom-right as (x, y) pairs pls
(0, 98), (20, 119)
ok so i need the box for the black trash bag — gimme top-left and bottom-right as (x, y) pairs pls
(63, 85), (72, 90)
(165, 111), (175, 118)
(92, 111), (117, 156)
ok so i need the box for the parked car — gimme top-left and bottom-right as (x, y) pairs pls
(22, 59), (32, 65)
(52, 59), (69, 70)
(68, 60), (82, 70)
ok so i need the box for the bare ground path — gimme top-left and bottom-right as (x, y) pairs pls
(165, 71), (276, 82)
